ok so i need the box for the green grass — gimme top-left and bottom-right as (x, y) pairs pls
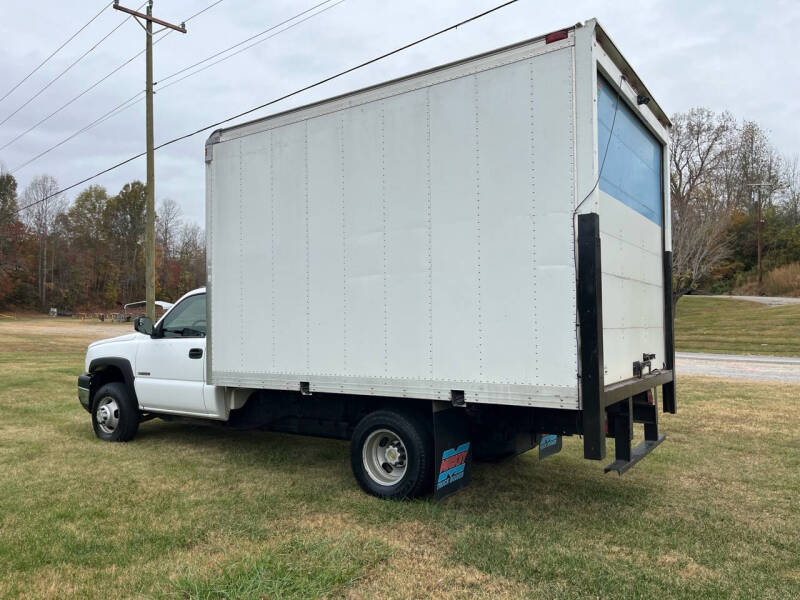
(171, 536), (390, 599)
(676, 296), (800, 356)
(1, 318), (799, 599)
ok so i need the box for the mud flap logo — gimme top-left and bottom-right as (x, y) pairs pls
(437, 442), (470, 490)
(539, 434), (562, 460)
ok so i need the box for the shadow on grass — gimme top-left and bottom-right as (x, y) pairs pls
(108, 416), (657, 523)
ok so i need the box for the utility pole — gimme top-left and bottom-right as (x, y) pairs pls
(113, 1), (186, 321)
(749, 182), (774, 288)
(757, 187), (763, 286)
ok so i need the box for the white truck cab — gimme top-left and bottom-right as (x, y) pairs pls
(80, 289), (221, 430)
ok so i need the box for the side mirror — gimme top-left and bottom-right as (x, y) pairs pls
(134, 315), (154, 336)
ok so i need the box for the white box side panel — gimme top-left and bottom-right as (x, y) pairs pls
(209, 43), (580, 407)
(342, 103), (384, 377)
(308, 113), (347, 375)
(428, 75), (482, 382)
(271, 122), (308, 373)
(383, 88), (432, 379)
(474, 61), (537, 384)
(530, 48), (579, 388)
(240, 134), (274, 373)
(209, 141), (242, 374)
(600, 192), (665, 383)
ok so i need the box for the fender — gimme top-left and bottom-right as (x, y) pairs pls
(88, 357), (138, 412)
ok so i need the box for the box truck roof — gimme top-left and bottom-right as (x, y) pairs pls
(206, 18), (670, 150)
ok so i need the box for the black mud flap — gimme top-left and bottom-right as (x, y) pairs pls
(433, 402), (472, 500)
(538, 434), (562, 460)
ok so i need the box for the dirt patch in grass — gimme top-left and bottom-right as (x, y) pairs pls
(0, 316), (129, 338)
(342, 519), (527, 600)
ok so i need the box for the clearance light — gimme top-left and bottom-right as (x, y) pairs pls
(545, 29), (569, 44)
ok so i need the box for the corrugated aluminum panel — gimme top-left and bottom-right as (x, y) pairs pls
(207, 33), (594, 409)
(383, 88), (431, 379)
(307, 113), (347, 375)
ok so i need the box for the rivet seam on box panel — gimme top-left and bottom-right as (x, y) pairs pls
(530, 57), (540, 386)
(425, 88), (434, 379)
(340, 114), (348, 375)
(473, 74), (484, 379)
(304, 121), (311, 373)
(270, 131), (277, 371)
(239, 139), (245, 371)
(380, 105), (388, 376)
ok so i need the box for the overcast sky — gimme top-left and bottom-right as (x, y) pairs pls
(1, 0), (798, 225)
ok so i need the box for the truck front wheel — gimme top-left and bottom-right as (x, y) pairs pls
(91, 382), (139, 442)
(350, 409), (433, 500)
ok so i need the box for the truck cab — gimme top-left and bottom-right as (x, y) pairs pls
(79, 288), (219, 431)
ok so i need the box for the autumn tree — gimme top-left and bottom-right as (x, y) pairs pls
(104, 181), (147, 304)
(669, 109), (736, 305)
(157, 198), (182, 259)
(0, 170), (22, 300)
(66, 185), (110, 304)
(21, 175), (65, 309)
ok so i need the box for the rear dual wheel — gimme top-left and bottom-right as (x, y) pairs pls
(350, 410), (433, 500)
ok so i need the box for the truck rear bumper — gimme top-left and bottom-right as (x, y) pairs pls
(78, 374), (91, 412)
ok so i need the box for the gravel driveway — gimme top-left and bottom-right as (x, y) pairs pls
(706, 295), (800, 306)
(676, 351), (800, 383)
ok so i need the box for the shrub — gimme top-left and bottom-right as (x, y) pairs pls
(732, 262), (800, 296)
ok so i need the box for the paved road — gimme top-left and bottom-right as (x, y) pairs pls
(706, 295), (800, 307)
(676, 351), (800, 383)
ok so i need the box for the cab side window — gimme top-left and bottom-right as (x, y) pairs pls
(160, 294), (206, 338)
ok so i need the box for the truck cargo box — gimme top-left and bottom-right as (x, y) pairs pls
(204, 19), (674, 431)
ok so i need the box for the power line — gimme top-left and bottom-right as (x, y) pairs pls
(0, 1), (113, 106)
(10, 0), (343, 172)
(0, 0), (226, 153)
(15, 0), (519, 213)
(183, 0), (226, 23)
(159, 0), (347, 92)
(0, 2), (146, 128)
(10, 91), (144, 174)
(156, 0), (338, 86)
(0, 28), (170, 153)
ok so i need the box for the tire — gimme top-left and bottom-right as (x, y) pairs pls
(91, 382), (139, 442)
(350, 409), (433, 500)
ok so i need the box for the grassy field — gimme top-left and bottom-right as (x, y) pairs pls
(1, 318), (799, 599)
(675, 296), (800, 356)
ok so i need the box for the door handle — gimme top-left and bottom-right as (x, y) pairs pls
(189, 348), (203, 359)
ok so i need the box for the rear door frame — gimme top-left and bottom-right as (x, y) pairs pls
(573, 21), (676, 463)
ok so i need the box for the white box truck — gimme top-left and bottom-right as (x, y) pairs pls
(79, 19), (676, 500)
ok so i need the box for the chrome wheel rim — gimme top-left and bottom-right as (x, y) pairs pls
(95, 396), (120, 434)
(362, 428), (408, 486)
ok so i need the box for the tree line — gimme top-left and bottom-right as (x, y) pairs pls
(0, 174), (205, 312)
(2, 105), (799, 312)
(670, 109), (800, 304)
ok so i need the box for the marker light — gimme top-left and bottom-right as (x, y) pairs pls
(545, 29), (569, 44)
